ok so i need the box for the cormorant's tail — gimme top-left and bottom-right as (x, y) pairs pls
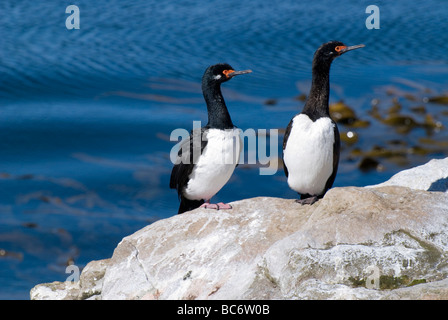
(178, 196), (204, 214)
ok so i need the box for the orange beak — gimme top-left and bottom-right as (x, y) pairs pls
(223, 69), (252, 78)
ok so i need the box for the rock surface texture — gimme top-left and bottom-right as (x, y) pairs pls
(30, 158), (448, 300)
(369, 158), (448, 192)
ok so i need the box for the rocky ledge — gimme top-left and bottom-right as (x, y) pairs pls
(30, 158), (448, 300)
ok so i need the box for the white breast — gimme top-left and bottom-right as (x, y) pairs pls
(283, 114), (335, 196)
(184, 128), (241, 201)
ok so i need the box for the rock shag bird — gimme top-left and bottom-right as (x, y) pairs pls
(170, 63), (252, 214)
(282, 41), (364, 205)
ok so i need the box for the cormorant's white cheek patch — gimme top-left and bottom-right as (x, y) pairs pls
(213, 74), (222, 80)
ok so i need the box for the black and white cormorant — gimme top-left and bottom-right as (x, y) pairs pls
(282, 41), (364, 205)
(170, 63), (252, 214)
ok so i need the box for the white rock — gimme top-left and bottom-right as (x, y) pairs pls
(30, 159), (448, 300)
(368, 158), (448, 192)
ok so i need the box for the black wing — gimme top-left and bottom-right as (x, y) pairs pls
(170, 127), (208, 198)
(281, 117), (294, 178)
(323, 121), (340, 194)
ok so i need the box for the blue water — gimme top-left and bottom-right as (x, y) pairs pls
(1, 0), (447, 299)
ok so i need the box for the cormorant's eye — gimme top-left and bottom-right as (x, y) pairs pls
(222, 69), (234, 78)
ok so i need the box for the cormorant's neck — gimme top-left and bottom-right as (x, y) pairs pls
(202, 81), (234, 129)
(302, 60), (331, 121)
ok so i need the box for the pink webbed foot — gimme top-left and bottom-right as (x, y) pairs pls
(200, 202), (218, 210)
(199, 201), (232, 210)
(295, 196), (319, 205)
(216, 202), (232, 210)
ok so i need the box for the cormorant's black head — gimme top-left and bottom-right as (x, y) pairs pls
(313, 41), (364, 66)
(202, 63), (252, 86)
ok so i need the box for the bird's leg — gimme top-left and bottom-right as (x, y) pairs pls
(295, 196), (319, 205)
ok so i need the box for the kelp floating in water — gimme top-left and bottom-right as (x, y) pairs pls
(418, 137), (448, 148)
(426, 95), (448, 105)
(358, 157), (384, 172)
(0, 249), (23, 261)
(369, 97), (443, 134)
(329, 101), (370, 128)
(264, 98), (278, 106)
(350, 142), (445, 172)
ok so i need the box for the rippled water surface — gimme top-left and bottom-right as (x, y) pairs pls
(1, 0), (447, 299)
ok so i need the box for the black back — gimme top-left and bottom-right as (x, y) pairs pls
(281, 118), (293, 178)
(323, 120), (340, 194)
(170, 127), (208, 214)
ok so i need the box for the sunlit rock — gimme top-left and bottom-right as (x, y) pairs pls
(31, 159), (448, 300)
